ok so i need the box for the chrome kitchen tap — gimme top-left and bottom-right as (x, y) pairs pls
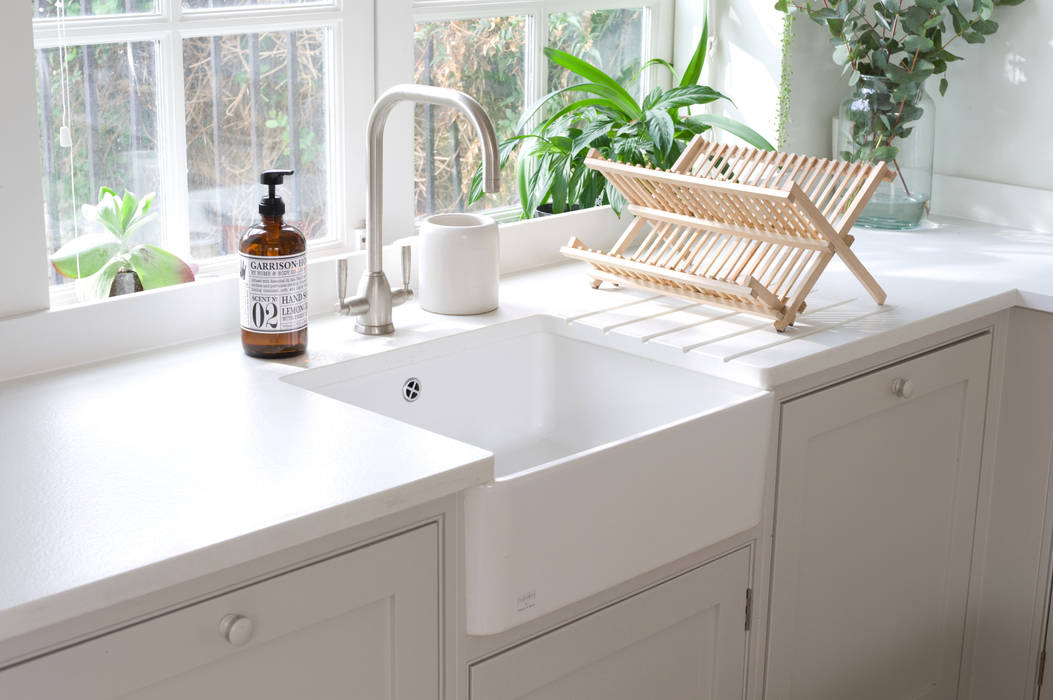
(338, 84), (502, 335)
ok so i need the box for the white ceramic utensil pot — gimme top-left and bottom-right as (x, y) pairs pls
(418, 213), (499, 315)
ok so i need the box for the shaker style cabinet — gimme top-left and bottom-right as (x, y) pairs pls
(765, 334), (992, 700)
(470, 547), (751, 700)
(0, 524), (440, 700)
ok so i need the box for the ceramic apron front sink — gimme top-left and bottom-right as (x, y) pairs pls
(285, 315), (773, 634)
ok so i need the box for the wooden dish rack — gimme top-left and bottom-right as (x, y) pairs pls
(560, 135), (894, 331)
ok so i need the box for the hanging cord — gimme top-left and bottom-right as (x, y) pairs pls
(55, 0), (81, 279)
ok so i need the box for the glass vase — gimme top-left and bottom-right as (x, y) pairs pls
(837, 75), (934, 230)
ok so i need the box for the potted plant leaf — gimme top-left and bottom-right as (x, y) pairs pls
(775, 0), (1025, 228)
(469, 17), (774, 218)
(50, 188), (195, 298)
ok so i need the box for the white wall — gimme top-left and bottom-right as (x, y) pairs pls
(674, 0), (785, 148)
(782, 2), (1051, 192)
(930, 2), (1053, 191)
(784, 16), (845, 158)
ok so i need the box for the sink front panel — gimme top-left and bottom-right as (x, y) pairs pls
(464, 391), (773, 635)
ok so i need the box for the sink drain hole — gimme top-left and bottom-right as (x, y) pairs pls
(402, 377), (421, 402)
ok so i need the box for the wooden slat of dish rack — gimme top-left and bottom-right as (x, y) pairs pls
(560, 135), (894, 331)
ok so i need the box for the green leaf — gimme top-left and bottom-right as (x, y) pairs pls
(516, 83), (635, 131)
(973, 0), (994, 19)
(832, 44), (851, 66)
(687, 114), (775, 151)
(642, 86), (664, 111)
(975, 19), (999, 34)
(903, 35), (934, 53)
(630, 57), (679, 87)
(127, 245), (195, 290)
(537, 98), (612, 134)
(679, 12), (709, 87)
(517, 155), (532, 219)
(49, 232), (122, 278)
(939, 77), (949, 96)
(543, 48), (643, 120)
(119, 191), (137, 236)
(644, 109), (674, 156)
(139, 192), (155, 217)
(871, 145), (898, 162)
(91, 192), (124, 238)
(90, 258), (124, 299)
(650, 85), (731, 111)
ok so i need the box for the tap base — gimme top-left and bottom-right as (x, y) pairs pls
(354, 322), (395, 336)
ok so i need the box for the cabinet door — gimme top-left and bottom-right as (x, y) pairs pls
(766, 335), (991, 700)
(1, 524), (439, 700)
(470, 547), (751, 700)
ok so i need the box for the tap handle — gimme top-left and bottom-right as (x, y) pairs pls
(400, 245), (412, 290)
(337, 258), (348, 312)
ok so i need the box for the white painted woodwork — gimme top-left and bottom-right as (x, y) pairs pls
(766, 334), (992, 700)
(966, 309), (1053, 700)
(0, 525), (440, 700)
(0, 0), (49, 319)
(469, 547), (751, 700)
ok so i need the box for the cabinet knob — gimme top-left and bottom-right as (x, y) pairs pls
(219, 614), (254, 646)
(890, 377), (914, 399)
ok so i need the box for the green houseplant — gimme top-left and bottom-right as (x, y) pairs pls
(776, 0), (1024, 228)
(50, 188), (195, 299)
(469, 18), (774, 218)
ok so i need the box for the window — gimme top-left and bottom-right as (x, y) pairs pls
(25, 0), (669, 306)
(30, 0), (362, 302)
(412, 0), (670, 219)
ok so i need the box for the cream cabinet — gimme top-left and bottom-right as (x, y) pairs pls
(0, 524), (440, 700)
(469, 547), (752, 700)
(765, 334), (992, 700)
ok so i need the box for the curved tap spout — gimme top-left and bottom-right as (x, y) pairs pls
(351, 84), (501, 335)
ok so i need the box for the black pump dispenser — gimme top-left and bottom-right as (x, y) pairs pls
(259, 169), (294, 217)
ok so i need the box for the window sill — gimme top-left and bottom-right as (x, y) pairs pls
(0, 206), (620, 382)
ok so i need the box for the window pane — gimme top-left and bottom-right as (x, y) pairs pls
(413, 17), (525, 218)
(33, 0), (155, 19)
(548, 9), (644, 98)
(182, 0), (320, 8)
(183, 29), (330, 259)
(35, 40), (161, 287)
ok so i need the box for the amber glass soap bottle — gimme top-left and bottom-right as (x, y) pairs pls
(239, 169), (308, 358)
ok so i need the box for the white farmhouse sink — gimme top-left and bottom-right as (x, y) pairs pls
(285, 315), (772, 634)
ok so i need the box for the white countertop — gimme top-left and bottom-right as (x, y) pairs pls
(1, 213), (1052, 651)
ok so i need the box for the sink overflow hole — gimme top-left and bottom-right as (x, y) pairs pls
(402, 378), (421, 402)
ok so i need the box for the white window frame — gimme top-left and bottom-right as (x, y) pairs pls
(30, 0), (373, 307)
(0, 0), (678, 378)
(412, 0), (674, 221)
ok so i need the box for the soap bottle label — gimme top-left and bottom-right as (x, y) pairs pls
(239, 252), (308, 333)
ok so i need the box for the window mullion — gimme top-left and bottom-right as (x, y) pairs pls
(527, 2), (545, 123)
(157, 26), (192, 258)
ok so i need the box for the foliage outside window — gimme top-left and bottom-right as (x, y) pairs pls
(31, 0), (337, 300)
(412, 3), (655, 219)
